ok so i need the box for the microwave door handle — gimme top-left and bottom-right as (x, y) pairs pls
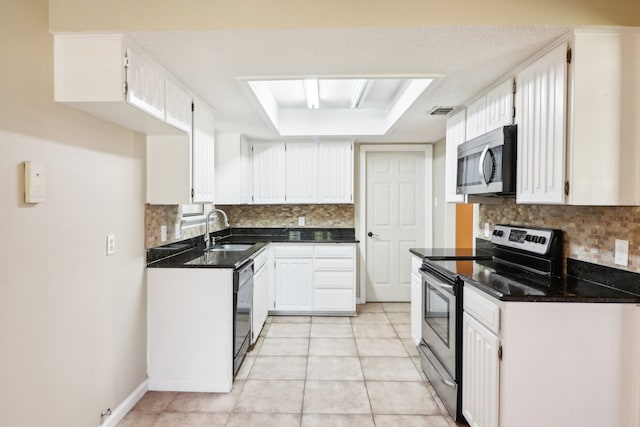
(478, 144), (490, 185)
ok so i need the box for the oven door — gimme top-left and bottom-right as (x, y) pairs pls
(421, 270), (456, 378)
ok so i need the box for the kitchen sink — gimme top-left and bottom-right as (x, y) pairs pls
(208, 244), (253, 252)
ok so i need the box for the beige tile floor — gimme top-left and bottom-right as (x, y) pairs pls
(117, 303), (461, 427)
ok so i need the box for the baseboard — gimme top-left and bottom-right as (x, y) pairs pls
(356, 297), (364, 305)
(148, 378), (232, 393)
(100, 380), (148, 427)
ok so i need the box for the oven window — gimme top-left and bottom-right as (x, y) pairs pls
(424, 283), (450, 347)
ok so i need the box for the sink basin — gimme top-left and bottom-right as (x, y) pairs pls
(208, 244), (253, 252)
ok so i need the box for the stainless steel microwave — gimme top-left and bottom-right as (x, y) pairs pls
(456, 125), (516, 196)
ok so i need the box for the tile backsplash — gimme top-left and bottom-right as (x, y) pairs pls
(145, 203), (355, 249)
(218, 204), (355, 228)
(480, 199), (640, 272)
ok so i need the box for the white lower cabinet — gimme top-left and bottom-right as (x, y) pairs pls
(410, 254), (423, 344)
(272, 244), (356, 314)
(313, 245), (355, 313)
(462, 311), (500, 427)
(462, 285), (639, 427)
(147, 268), (234, 393)
(251, 248), (269, 344)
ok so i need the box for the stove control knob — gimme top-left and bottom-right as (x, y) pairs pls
(525, 235), (532, 242)
(532, 236), (540, 243)
(539, 236), (547, 244)
(493, 230), (503, 237)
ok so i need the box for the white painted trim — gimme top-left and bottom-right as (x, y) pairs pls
(147, 378), (232, 393)
(99, 380), (148, 427)
(358, 144), (433, 304)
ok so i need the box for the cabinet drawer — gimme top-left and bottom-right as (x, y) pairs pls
(464, 285), (500, 334)
(312, 288), (354, 311)
(314, 258), (353, 272)
(273, 245), (314, 258)
(314, 245), (354, 258)
(314, 271), (354, 289)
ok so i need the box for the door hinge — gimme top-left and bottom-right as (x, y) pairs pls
(123, 51), (130, 95)
(512, 106), (516, 120)
(498, 345), (503, 361)
(191, 188), (194, 198)
(123, 81), (128, 96)
(191, 102), (195, 112)
(564, 181), (570, 196)
(512, 79), (516, 94)
(567, 48), (572, 64)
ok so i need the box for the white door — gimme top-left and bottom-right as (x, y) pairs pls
(365, 151), (426, 302)
(286, 142), (318, 203)
(252, 142), (286, 204)
(191, 98), (216, 203)
(274, 258), (313, 311)
(318, 141), (354, 203)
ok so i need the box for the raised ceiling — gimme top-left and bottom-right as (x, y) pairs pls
(126, 26), (572, 143)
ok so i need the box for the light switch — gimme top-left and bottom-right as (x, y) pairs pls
(484, 223), (491, 238)
(298, 216), (305, 226)
(24, 161), (45, 203)
(161, 225), (167, 242)
(174, 223), (181, 239)
(106, 234), (115, 255)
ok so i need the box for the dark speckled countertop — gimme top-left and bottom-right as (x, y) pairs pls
(147, 227), (358, 269)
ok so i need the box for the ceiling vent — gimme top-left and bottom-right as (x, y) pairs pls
(427, 106), (457, 116)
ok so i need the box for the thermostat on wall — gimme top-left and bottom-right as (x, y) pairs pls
(24, 161), (45, 203)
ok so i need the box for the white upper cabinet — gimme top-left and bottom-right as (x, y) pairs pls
(191, 98), (216, 203)
(318, 141), (354, 203)
(465, 96), (487, 141)
(516, 29), (640, 206)
(125, 47), (165, 121)
(252, 142), (287, 204)
(54, 34), (190, 135)
(465, 79), (514, 142)
(286, 142), (319, 203)
(515, 43), (568, 204)
(485, 79), (515, 132)
(565, 30), (640, 205)
(215, 133), (252, 204)
(445, 109), (466, 203)
(249, 140), (354, 205)
(164, 77), (193, 134)
(146, 98), (215, 204)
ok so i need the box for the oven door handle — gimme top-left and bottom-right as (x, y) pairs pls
(419, 342), (456, 388)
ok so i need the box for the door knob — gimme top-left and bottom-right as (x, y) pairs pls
(367, 232), (379, 238)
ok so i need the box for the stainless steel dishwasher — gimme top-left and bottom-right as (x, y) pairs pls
(233, 259), (253, 377)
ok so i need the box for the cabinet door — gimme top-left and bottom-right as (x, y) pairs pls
(253, 142), (286, 204)
(286, 142), (318, 203)
(274, 258), (312, 311)
(192, 99), (216, 203)
(486, 79), (514, 132)
(465, 96), (487, 141)
(164, 77), (192, 133)
(515, 43), (567, 204)
(125, 47), (165, 120)
(462, 312), (500, 427)
(318, 142), (353, 203)
(252, 265), (268, 344)
(445, 109), (466, 203)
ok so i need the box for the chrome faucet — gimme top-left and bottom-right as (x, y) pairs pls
(204, 208), (230, 251)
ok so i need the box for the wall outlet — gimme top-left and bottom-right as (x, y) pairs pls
(614, 239), (629, 267)
(484, 223), (491, 238)
(298, 216), (305, 226)
(174, 223), (181, 239)
(106, 234), (115, 255)
(160, 225), (167, 242)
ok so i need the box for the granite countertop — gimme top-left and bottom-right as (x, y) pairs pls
(147, 227), (359, 269)
(461, 258), (640, 303)
(409, 238), (494, 260)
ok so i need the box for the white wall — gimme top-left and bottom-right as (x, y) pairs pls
(0, 1), (147, 426)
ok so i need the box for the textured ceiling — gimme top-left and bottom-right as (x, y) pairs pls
(127, 25), (572, 143)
